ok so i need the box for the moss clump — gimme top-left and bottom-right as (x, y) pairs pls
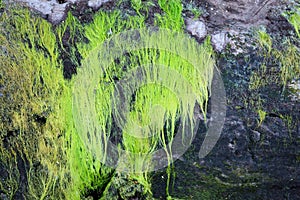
(0, 7), (68, 199)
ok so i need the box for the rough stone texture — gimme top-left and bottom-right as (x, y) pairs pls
(184, 0), (285, 53)
(250, 130), (261, 142)
(14, 0), (112, 24)
(185, 18), (207, 40)
(211, 30), (253, 53)
(88, 0), (111, 10)
(15, 0), (69, 24)
(48, 2), (68, 24)
(197, 0), (287, 52)
(211, 32), (228, 52)
(157, 49), (300, 199)
(205, 0), (279, 28)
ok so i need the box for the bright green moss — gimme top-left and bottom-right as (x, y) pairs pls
(0, 1), (215, 199)
(75, 7), (214, 198)
(156, 0), (184, 31)
(0, 6), (112, 200)
(131, 0), (143, 15)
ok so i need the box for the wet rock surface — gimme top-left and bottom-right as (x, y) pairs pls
(153, 1), (300, 194)
(153, 50), (300, 199)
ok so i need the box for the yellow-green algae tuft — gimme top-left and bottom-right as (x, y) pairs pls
(0, 6), (113, 199)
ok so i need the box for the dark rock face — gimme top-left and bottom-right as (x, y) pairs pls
(160, 48), (300, 199)
(204, 0), (280, 28)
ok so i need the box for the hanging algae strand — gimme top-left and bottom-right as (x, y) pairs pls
(74, 28), (214, 198)
(71, 0), (214, 198)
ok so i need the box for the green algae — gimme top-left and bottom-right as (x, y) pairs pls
(284, 7), (300, 39)
(0, 7), (69, 199)
(156, 0), (184, 31)
(0, 6), (113, 200)
(0, 1), (215, 199)
(251, 29), (300, 94)
(76, 24), (213, 200)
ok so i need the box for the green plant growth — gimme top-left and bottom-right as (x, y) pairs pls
(186, 2), (202, 18)
(1, 1), (215, 199)
(75, 3), (214, 198)
(254, 30), (300, 93)
(77, 10), (124, 58)
(284, 7), (300, 38)
(131, 0), (143, 15)
(257, 30), (272, 55)
(156, 0), (184, 31)
(0, 7), (69, 199)
(249, 64), (267, 90)
(0, 0), (4, 12)
(76, 40), (214, 198)
(257, 109), (267, 127)
(130, 0), (156, 16)
(280, 114), (296, 139)
(275, 41), (300, 93)
(0, 6), (114, 200)
(56, 11), (83, 65)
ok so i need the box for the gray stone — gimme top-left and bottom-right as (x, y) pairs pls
(48, 2), (68, 24)
(211, 30), (249, 53)
(185, 18), (207, 40)
(211, 32), (228, 52)
(14, 0), (112, 24)
(16, 0), (71, 24)
(16, 0), (56, 16)
(0, 193), (8, 200)
(288, 79), (300, 101)
(88, 0), (111, 10)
